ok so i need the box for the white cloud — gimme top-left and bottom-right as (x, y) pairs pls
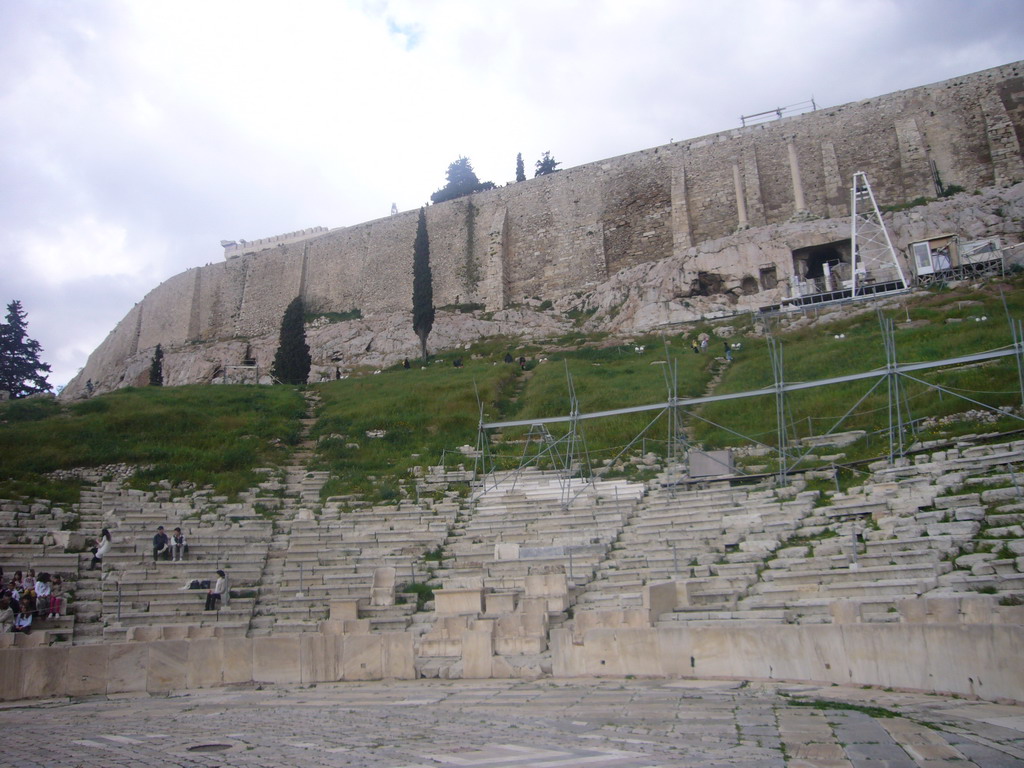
(1, 0), (1023, 390)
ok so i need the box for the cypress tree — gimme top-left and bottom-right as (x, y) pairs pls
(0, 300), (52, 398)
(272, 297), (311, 385)
(412, 207), (435, 363)
(515, 152), (526, 182)
(148, 344), (164, 386)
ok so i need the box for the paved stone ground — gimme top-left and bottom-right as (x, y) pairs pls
(2, 679), (1023, 767)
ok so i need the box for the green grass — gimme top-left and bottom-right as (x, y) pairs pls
(311, 359), (520, 500)
(782, 697), (900, 718)
(692, 276), (1024, 456)
(499, 332), (720, 468)
(0, 385), (305, 500)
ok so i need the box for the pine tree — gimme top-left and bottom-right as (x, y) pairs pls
(515, 152), (526, 182)
(412, 207), (435, 363)
(430, 157), (495, 203)
(272, 297), (311, 385)
(535, 151), (561, 176)
(0, 300), (52, 398)
(148, 344), (164, 386)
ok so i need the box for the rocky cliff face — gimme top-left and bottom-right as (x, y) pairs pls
(567, 184), (1024, 335)
(64, 185), (1023, 398)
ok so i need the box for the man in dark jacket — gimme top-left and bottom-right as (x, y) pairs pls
(153, 526), (170, 562)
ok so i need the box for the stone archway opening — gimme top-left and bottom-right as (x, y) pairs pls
(792, 239), (852, 294)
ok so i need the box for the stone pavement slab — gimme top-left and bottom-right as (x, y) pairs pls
(0, 679), (1021, 767)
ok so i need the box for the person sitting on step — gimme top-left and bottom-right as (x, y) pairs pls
(204, 570), (229, 611)
(170, 527), (188, 561)
(152, 526), (170, 562)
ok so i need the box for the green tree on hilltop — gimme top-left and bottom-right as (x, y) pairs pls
(272, 297), (311, 385)
(0, 300), (52, 398)
(148, 344), (164, 386)
(515, 152), (526, 182)
(535, 151), (561, 176)
(412, 207), (435, 363)
(430, 156), (495, 204)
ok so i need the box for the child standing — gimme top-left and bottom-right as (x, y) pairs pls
(48, 575), (64, 619)
(33, 573), (51, 618)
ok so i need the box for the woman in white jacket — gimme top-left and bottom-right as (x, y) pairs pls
(204, 570), (229, 611)
(90, 529), (111, 571)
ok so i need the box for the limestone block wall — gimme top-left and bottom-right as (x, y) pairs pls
(66, 61), (1024, 396)
(0, 620), (1020, 702)
(549, 622), (1023, 703)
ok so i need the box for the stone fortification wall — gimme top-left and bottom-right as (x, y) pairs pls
(66, 61), (1024, 396)
(222, 226), (329, 259)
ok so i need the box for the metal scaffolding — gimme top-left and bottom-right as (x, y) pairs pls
(474, 313), (1024, 489)
(851, 172), (908, 296)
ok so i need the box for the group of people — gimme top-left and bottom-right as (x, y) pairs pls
(0, 568), (64, 635)
(152, 526), (188, 562)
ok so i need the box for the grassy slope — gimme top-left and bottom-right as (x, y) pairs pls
(0, 385), (305, 502)
(1, 276), (1021, 504)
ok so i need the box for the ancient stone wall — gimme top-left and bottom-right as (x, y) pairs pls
(66, 61), (1024, 396)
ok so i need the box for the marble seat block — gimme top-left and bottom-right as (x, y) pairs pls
(330, 598), (360, 620)
(107, 643), (149, 694)
(897, 598), (928, 623)
(186, 638), (224, 689)
(301, 632), (339, 684)
(127, 626), (161, 642)
(252, 636), (300, 684)
(926, 596), (961, 623)
(161, 625), (190, 640)
(461, 629), (494, 678)
(644, 580), (678, 619)
(434, 588), (484, 615)
(370, 566), (397, 607)
(148, 640), (188, 693)
(65, 645), (108, 697)
(13, 632), (48, 648)
(494, 542), (520, 560)
(382, 631), (415, 679)
(485, 591), (518, 614)
(18, 647), (68, 700)
(221, 637), (253, 684)
(320, 617), (370, 635)
(319, 619), (346, 635)
(999, 605), (1024, 625)
(830, 600), (863, 624)
(524, 572), (569, 612)
(518, 597), (550, 616)
(960, 596), (997, 624)
(495, 613), (548, 655)
(575, 609), (648, 642)
(188, 626), (216, 639)
(341, 633), (383, 680)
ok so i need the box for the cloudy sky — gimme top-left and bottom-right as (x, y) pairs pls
(3, 0), (1024, 389)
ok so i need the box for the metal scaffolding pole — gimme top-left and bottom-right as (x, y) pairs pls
(768, 336), (789, 486)
(1012, 318), (1024, 412)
